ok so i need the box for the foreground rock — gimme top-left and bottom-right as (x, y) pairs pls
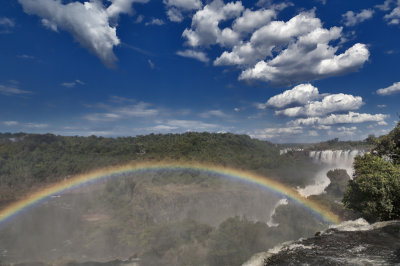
(245, 219), (400, 266)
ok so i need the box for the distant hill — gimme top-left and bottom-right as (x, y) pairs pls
(0, 132), (321, 206)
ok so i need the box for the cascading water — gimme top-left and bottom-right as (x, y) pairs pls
(298, 150), (365, 197)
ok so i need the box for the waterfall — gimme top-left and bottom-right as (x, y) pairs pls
(298, 150), (365, 197)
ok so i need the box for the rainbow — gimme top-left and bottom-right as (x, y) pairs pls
(0, 161), (341, 225)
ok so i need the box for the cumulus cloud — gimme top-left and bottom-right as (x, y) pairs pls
(239, 40), (369, 85)
(261, 83), (320, 109)
(213, 9), (369, 85)
(275, 93), (363, 117)
(376, 81), (400, 95)
(18, 0), (148, 67)
(232, 8), (276, 34)
(182, 0), (244, 48)
(215, 10), (324, 66)
(181, 4), (369, 85)
(164, 0), (202, 22)
(107, 0), (149, 18)
(176, 49), (209, 62)
(342, 9), (374, 27)
(289, 112), (388, 126)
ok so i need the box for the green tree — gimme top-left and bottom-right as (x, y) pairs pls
(343, 122), (400, 222)
(343, 154), (400, 222)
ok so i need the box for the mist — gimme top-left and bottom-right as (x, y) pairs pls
(297, 150), (365, 197)
(0, 169), (327, 265)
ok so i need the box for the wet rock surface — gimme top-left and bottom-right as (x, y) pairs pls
(263, 219), (400, 265)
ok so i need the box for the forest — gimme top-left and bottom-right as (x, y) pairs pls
(0, 131), (338, 207)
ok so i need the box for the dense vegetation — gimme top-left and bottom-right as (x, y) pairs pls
(0, 132), (321, 206)
(343, 122), (400, 222)
(280, 137), (371, 151)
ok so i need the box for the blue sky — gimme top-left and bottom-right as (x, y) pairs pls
(0, 0), (399, 142)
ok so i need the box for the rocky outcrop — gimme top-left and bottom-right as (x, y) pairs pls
(245, 219), (400, 266)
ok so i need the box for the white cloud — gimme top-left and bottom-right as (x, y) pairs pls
(0, 17), (15, 33)
(17, 54), (35, 60)
(215, 10), (323, 66)
(232, 8), (276, 34)
(377, 104), (387, 108)
(275, 93), (363, 117)
(3, 121), (19, 126)
(0, 17), (15, 28)
(61, 82), (76, 88)
(135, 14), (144, 23)
(289, 112), (388, 126)
(262, 83), (320, 109)
(145, 18), (165, 26)
(250, 126), (303, 139)
(337, 126), (357, 131)
(342, 9), (374, 27)
(328, 126), (357, 137)
(199, 110), (228, 118)
(166, 119), (220, 131)
(2, 121), (48, 129)
(240, 40), (369, 85)
(212, 9), (369, 85)
(147, 125), (179, 131)
(375, 0), (394, 11)
(19, 0), (119, 67)
(182, 0), (244, 48)
(61, 79), (85, 88)
(0, 84), (32, 96)
(376, 81), (400, 95)
(107, 0), (149, 18)
(18, 0), (149, 67)
(176, 49), (209, 62)
(384, 5), (400, 25)
(84, 101), (159, 122)
(315, 125), (331, 130)
(148, 59), (155, 69)
(164, 0), (202, 22)
(26, 123), (49, 128)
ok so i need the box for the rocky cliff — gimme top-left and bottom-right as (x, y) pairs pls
(245, 218), (400, 266)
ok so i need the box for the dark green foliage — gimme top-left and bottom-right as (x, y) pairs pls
(343, 154), (400, 222)
(374, 122), (400, 164)
(343, 122), (400, 222)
